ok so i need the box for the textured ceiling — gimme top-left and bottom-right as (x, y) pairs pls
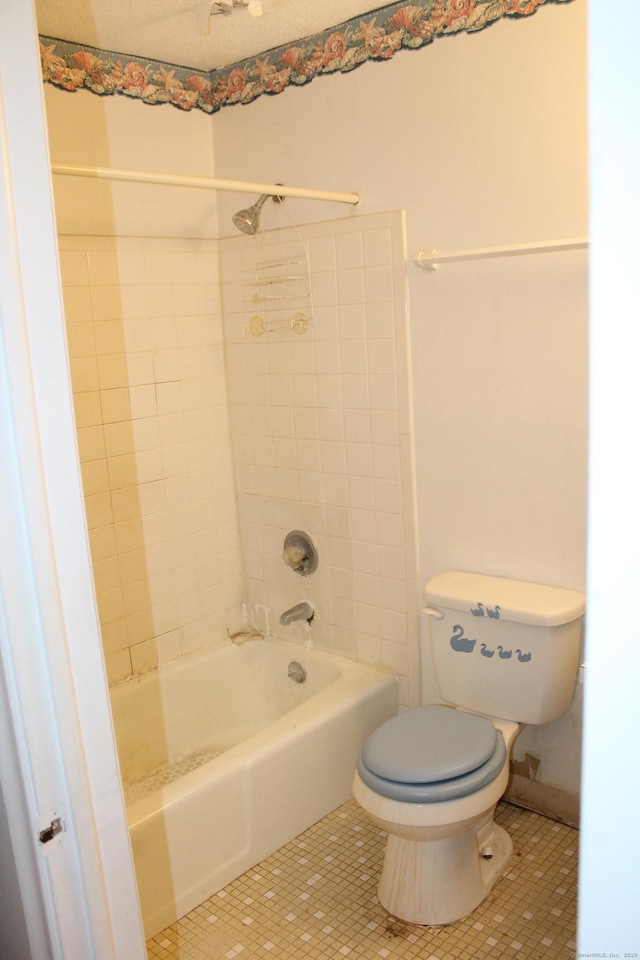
(35, 0), (393, 71)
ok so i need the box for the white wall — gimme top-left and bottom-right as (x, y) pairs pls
(211, 7), (586, 250)
(213, 3), (588, 802)
(44, 85), (219, 238)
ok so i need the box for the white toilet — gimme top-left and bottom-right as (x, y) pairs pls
(353, 571), (584, 926)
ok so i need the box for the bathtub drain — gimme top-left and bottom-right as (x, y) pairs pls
(288, 660), (307, 683)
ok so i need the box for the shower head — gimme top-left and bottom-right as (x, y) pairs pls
(232, 194), (269, 236)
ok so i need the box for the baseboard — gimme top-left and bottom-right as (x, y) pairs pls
(505, 774), (580, 828)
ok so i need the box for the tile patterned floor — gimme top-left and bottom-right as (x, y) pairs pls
(146, 800), (578, 960)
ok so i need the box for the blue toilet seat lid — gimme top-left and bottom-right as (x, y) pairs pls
(362, 706), (497, 783)
(357, 705), (507, 803)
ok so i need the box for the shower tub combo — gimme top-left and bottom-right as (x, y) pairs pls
(110, 637), (398, 939)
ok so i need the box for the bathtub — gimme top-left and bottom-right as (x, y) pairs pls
(109, 637), (398, 939)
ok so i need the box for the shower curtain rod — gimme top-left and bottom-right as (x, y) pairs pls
(50, 163), (359, 206)
(414, 236), (589, 270)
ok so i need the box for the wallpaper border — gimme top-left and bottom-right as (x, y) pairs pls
(39, 0), (573, 115)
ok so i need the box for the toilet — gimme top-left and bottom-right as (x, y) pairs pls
(353, 571), (585, 926)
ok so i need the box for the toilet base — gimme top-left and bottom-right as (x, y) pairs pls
(377, 818), (513, 925)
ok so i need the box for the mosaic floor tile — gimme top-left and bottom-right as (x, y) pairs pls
(146, 800), (578, 960)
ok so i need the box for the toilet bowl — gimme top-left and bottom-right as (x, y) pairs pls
(353, 706), (520, 925)
(353, 571), (585, 927)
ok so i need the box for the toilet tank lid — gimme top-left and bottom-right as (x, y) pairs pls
(424, 571), (585, 626)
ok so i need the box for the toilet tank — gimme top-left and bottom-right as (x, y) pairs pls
(424, 572), (585, 725)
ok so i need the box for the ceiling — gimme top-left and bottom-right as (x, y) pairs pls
(35, 0), (394, 71)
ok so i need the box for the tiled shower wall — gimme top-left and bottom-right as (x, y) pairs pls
(59, 236), (244, 684)
(220, 211), (418, 708)
(59, 212), (417, 707)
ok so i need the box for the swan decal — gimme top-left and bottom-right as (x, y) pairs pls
(450, 625), (476, 653)
(446, 629), (531, 664)
(471, 602), (501, 618)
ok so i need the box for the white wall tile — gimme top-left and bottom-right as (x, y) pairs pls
(63, 285), (93, 323)
(308, 237), (336, 272)
(88, 250), (120, 286)
(366, 302), (395, 339)
(340, 340), (368, 375)
(337, 268), (365, 305)
(221, 212), (416, 707)
(67, 322), (96, 358)
(76, 425), (106, 462)
(129, 384), (157, 420)
(61, 234), (243, 684)
(71, 356), (100, 393)
(59, 250), (90, 286)
(341, 375), (369, 409)
(338, 303), (366, 340)
(73, 391), (102, 428)
(63, 219), (417, 703)
(127, 351), (154, 385)
(363, 228), (392, 268)
(335, 233), (364, 269)
(91, 288), (123, 323)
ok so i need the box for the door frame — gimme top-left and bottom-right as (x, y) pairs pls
(0, 1), (146, 957)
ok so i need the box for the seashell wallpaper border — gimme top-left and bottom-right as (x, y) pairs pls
(39, 0), (573, 116)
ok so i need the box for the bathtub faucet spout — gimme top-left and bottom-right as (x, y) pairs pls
(279, 601), (314, 626)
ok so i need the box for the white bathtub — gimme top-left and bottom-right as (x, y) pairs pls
(109, 637), (398, 939)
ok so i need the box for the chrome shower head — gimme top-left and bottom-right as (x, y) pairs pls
(232, 194), (269, 236)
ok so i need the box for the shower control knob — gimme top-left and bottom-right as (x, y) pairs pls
(282, 530), (319, 577)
